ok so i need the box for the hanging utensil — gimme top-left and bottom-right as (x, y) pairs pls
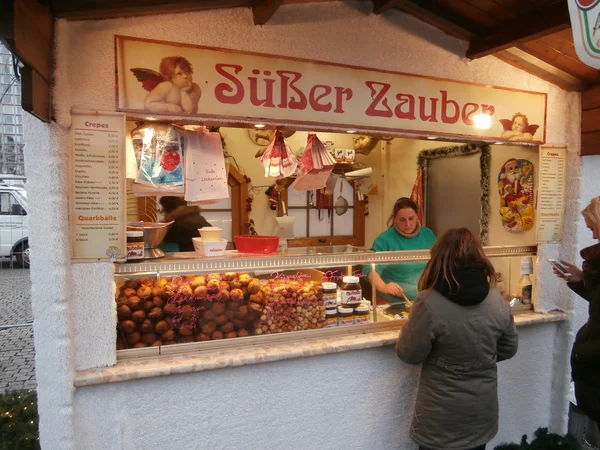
(334, 178), (349, 216)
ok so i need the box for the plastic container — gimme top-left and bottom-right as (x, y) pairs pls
(322, 282), (338, 309)
(192, 237), (227, 257)
(234, 235), (280, 254)
(323, 309), (338, 328)
(340, 276), (362, 308)
(353, 304), (370, 325)
(337, 306), (354, 326)
(198, 227), (223, 242)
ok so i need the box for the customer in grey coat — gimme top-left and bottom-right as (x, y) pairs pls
(396, 228), (518, 450)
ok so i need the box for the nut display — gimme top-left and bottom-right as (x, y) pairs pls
(115, 271), (327, 350)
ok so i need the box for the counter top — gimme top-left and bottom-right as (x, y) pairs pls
(74, 310), (567, 387)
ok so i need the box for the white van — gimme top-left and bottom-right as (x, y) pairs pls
(0, 184), (29, 267)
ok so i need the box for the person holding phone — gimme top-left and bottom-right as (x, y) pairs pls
(553, 196), (600, 431)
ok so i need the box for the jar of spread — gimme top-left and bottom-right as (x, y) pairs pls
(340, 276), (361, 308)
(322, 282), (338, 309)
(337, 306), (354, 326)
(126, 231), (145, 260)
(323, 309), (338, 328)
(353, 304), (370, 325)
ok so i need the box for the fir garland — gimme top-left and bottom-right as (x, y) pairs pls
(494, 427), (581, 449)
(417, 143), (491, 245)
(0, 390), (40, 450)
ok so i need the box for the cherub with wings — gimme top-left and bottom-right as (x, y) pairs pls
(131, 56), (202, 115)
(499, 112), (539, 141)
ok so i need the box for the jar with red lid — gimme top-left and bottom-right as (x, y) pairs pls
(340, 276), (361, 308)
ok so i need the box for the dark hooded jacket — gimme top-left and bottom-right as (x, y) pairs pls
(163, 205), (211, 252)
(568, 243), (600, 423)
(396, 265), (518, 450)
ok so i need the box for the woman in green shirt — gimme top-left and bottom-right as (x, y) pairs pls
(365, 197), (436, 304)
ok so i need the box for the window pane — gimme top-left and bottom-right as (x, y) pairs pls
(333, 207), (354, 236)
(308, 209), (331, 237)
(288, 209), (307, 238)
(200, 211), (233, 244)
(287, 188), (306, 207)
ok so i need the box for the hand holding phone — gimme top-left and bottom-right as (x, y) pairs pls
(548, 259), (571, 277)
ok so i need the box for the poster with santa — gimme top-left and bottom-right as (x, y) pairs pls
(498, 158), (535, 232)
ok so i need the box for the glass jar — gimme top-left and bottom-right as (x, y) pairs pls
(126, 231), (145, 260)
(353, 304), (369, 325)
(337, 306), (354, 326)
(322, 282), (338, 309)
(323, 309), (338, 328)
(340, 276), (361, 308)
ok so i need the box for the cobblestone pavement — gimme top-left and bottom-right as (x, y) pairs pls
(0, 262), (35, 392)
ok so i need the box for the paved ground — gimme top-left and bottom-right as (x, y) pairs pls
(0, 260), (35, 393)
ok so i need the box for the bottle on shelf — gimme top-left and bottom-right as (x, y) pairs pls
(519, 257), (533, 305)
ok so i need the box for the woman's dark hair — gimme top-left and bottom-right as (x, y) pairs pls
(159, 196), (186, 214)
(418, 228), (496, 292)
(387, 197), (419, 228)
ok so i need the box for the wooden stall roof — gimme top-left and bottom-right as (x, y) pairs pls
(2, 0), (600, 153)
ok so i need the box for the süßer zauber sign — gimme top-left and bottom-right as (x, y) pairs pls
(115, 35), (547, 143)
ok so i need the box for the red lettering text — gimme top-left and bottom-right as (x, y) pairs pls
(215, 64), (244, 104)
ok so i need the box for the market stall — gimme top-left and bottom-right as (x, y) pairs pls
(19, 2), (588, 449)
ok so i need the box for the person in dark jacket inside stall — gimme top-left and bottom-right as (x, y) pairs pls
(553, 196), (600, 431)
(396, 228), (518, 450)
(159, 196), (211, 252)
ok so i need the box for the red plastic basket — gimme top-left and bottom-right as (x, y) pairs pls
(234, 235), (280, 254)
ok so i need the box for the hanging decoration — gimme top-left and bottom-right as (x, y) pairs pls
(260, 131), (298, 179)
(292, 134), (336, 191)
(498, 158), (535, 232)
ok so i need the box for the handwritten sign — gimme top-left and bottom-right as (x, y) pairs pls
(115, 35), (547, 143)
(536, 146), (567, 243)
(70, 110), (127, 261)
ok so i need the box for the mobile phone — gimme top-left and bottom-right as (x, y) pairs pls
(548, 259), (570, 277)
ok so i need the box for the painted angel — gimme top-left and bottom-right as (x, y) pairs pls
(131, 56), (202, 114)
(499, 113), (539, 141)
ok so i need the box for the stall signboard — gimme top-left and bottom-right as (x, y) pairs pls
(115, 36), (547, 143)
(568, 0), (600, 70)
(70, 110), (127, 262)
(535, 146), (567, 243)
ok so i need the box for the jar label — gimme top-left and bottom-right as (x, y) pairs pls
(521, 285), (532, 304)
(323, 293), (337, 308)
(338, 317), (354, 326)
(354, 316), (369, 325)
(341, 289), (361, 305)
(127, 243), (144, 260)
(323, 318), (337, 328)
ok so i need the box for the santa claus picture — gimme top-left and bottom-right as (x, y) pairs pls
(498, 158), (535, 232)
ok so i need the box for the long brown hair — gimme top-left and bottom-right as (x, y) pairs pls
(387, 197), (419, 228)
(418, 228), (496, 292)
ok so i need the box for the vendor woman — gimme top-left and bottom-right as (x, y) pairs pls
(365, 197), (436, 304)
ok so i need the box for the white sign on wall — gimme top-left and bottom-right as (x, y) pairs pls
(70, 110), (127, 262)
(115, 35), (547, 143)
(535, 146), (567, 243)
(568, 0), (600, 69)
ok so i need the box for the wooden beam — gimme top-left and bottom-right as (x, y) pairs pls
(581, 130), (600, 156)
(51, 0), (249, 20)
(392, 0), (484, 40)
(372, 0), (404, 15)
(21, 65), (52, 123)
(494, 48), (584, 92)
(582, 84), (600, 111)
(582, 107), (600, 133)
(252, 0), (284, 25)
(467, 1), (571, 59)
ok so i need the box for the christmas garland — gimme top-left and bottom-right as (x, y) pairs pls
(417, 143), (491, 245)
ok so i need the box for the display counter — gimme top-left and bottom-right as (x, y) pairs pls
(111, 244), (540, 355)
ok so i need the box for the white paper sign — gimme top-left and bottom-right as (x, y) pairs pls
(70, 110), (127, 261)
(536, 146), (567, 243)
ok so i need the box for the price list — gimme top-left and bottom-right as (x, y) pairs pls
(536, 146), (567, 243)
(70, 111), (126, 261)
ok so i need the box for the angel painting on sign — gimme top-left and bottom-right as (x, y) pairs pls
(131, 56), (202, 114)
(499, 113), (539, 141)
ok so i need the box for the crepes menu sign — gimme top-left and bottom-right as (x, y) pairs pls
(70, 110), (127, 261)
(115, 35), (547, 143)
(536, 146), (567, 243)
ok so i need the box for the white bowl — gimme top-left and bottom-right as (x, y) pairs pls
(193, 237), (227, 257)
(198, 227), (223, 242)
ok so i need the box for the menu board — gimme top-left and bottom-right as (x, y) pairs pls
(70, 110), (127, 261)
(536, 146), (567, 243)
